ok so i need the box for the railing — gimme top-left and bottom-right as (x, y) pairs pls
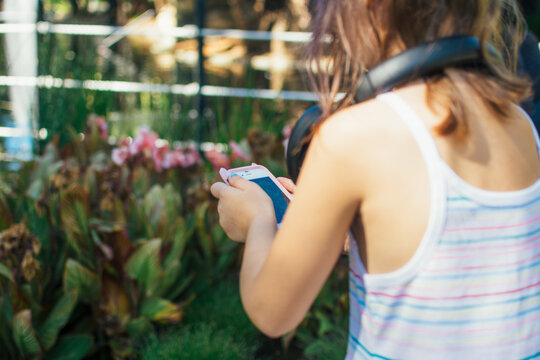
(0, 21), (315, 101)
(0, 6), (318, 163)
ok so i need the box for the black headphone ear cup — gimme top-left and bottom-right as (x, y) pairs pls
(286, 105), (322, 182)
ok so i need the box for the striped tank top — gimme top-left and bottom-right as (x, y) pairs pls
(347, 93), (540, 359)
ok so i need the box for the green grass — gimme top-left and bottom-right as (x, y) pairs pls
(137, 276), (266, 360)
(139, 323), (254, 360)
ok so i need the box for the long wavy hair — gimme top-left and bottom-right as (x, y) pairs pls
(306, 0), (532, 139)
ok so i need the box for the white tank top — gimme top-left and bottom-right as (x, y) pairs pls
(346, 92), (540, 359)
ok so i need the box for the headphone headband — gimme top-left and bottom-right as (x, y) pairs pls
(355, 36), (493, 102)
(286, 36), (496, 181)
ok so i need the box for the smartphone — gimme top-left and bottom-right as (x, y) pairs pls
(220, 164), (292, 225)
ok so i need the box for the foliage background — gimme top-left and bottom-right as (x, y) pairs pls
(0, 1), (539, 359)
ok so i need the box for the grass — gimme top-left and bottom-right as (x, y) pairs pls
(137, 276), (266, 360)
(139, 323), (254, 360)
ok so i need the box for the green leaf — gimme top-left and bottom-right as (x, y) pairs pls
(60, 185), (91, 259)
(154, 259), (182, 298)
(43, 334), (93, 360)
(125, 239), (162, 297)
(12, 310), (42, 356)
(163, 183), (182, 217)
(0, 263), (14, 283)
(143, 185), (166, 237)
(0, 300), (17, 358)
(162, 217), (188, 269)
(194, 202), (213, 261)
(38, 291), (78, 350)
(63, 259), (101, 303)
(125, 317), (153, 339)
(166, 272), (194, 300)
(132, 167), (150, 198)
(2, 290), (14, 323)
(26, 179), (44, 200)
(140, 298), (183, 324)
(315, 310), (334, 337)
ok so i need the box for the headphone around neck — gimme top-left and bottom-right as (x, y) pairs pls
(286, 36), (497, 182)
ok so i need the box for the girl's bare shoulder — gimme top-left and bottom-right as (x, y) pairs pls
(311, 98), (419, 198)
(315, 98), (411, 161)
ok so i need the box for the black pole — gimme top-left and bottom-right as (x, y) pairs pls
(196, 0), (206, 143)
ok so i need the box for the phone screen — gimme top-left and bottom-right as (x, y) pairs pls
(230, 169), (290, 224)
(250, 176), (289, 224)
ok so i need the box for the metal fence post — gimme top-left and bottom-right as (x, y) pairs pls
(196, 0), (206, 142)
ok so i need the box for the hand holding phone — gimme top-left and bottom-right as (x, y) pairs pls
(220, 164), (292, 225)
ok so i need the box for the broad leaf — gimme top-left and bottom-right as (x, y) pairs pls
(26, 179), (44, 201)
(194, 202), (213, 261)
(38, 291), (78, 350)
(12, 310), (42, 356)
(132, 167), (150, 198)
(125, 317), (153, 339)
(166, 272), (194, 300)
(143, 185), (167, 237)
(2, 290), (14, 323)
(154, 259), (182, 298)
(140, 298), (183, 324)
(60, 185), (91, 259)
(0, 300), (18, 358)
(43, 334), (93, 360)
(124, 239), (162, 297)
(63, 259), (100, 303)
(0, 263), (14, 283)
(162, 217), (188, 269)
(99, 275), (131, 323)
(163, 183), (182, 220)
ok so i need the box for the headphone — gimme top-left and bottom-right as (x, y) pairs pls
(286, 36), (498, 182)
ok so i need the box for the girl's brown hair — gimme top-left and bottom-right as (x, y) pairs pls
(306, 0), (532, 138)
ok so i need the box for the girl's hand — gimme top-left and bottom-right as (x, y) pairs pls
(210, 176), (276, 243)
(277, 177), (296, 194)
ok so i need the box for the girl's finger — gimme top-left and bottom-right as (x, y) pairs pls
(229, 174), (252, 190)
(210, 182), (228, 199)
(277, 177), (296, 193)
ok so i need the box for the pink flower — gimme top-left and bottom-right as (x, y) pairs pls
(182, 151), (201, 167)
(152, 144), (170, 172)
(282, 125), (292, 139)
(163, 147), (202, 169)
(205, 149), (230, 170)
(229, 141), (250, 162)
(96, 117), (108, 139)
(117, 136), (131, 147)
(130, 126), (159, 156)
(282, 125), (292, 154)
(112, 146), (129, 166)
(87, 114), (109, 139)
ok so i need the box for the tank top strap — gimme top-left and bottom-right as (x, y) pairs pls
(519, 106), (540, 158)
(355, 91), (447, 286)
(376, 92), (443, 167)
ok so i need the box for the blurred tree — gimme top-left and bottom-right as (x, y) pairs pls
(520, 0), (540, 37)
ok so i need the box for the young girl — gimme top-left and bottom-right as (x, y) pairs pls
(210, 0), (540, 358)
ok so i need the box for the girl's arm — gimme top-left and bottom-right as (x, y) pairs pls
(211, 107), (377, 337)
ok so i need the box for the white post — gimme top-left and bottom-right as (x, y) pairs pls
(3, 0), (38, 161)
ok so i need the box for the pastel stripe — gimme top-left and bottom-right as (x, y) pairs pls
(427, 250), (540, 273)
(351, 303), (540, 337)
(350, 278), (540, 313)
(435, 232), (540, 255)
(444, 192), (540, 210)
(347, 96), (540, 359)
(444, 214), (540, 232)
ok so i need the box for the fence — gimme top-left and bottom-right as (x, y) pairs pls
(0, 22), (316, 101)
(0, 2), (318, 163)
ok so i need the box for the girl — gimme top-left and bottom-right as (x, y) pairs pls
(211, 0), (540, 358)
